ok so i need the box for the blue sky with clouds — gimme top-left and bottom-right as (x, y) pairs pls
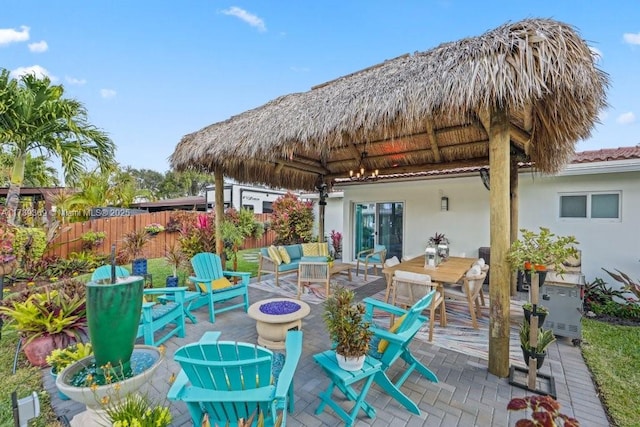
(2, 1), (639, 175)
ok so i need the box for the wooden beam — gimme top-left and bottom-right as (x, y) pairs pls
(510, 156), (519, 296)
(275, 158), (328, 175)
(509, 124), (532, 154)
(488, 107), (511, 378)
(425, 119), (441, 162)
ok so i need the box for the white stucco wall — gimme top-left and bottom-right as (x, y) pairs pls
(329, 169), (640, 283)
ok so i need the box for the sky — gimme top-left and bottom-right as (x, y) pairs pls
(1, 0), (639, 177)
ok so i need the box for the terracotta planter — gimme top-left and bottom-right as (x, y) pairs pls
(22, 335), (57, 367)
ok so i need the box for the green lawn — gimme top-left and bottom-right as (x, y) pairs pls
(581, 318), (640, 427)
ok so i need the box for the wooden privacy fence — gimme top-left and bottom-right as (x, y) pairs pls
(46, 211), (276, 260)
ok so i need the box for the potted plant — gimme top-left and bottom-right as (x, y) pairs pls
(164, 244), (185, 287)
(144, 223), (165, 236)
(81, 230), (107, 250)
(428, 232), (450, 260)
(0, 287), (88, 367)
(120, 229), (152, 275)
(322, 286), (373, 371)
(46, 342), (93, 400)
(506, 227), (579, 279)
(522, 302), (549, 325)
(519, 320), (556, 369)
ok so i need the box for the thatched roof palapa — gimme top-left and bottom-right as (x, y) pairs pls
(171, 18), (608, 190)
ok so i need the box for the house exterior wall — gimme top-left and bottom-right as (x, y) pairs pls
(329, 168), (640, 283)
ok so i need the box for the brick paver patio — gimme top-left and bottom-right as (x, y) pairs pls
(46, 276), (609, 426)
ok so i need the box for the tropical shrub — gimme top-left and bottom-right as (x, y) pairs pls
(177, 212), (216, 260)
(12, 227), (47, 268)
(271, 192), (314, 245)
(81, 231), (106, 250)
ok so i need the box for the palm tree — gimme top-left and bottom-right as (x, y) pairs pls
(0, 150), (60, 187)
(0, 69), (115, 223)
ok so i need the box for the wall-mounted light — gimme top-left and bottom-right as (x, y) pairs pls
(441, 196), (449, 211)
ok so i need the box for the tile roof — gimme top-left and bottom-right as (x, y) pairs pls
(334, 145), (640, 185)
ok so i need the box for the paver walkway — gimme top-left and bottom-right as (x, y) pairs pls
(46, 276), (610, 426)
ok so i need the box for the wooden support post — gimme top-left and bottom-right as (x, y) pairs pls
(214, 170), (224, 261)
(510, 157), (519, 296)
(488, 108), (511, 377)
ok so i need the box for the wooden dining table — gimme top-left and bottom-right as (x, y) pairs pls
(381, 256), (477, 303)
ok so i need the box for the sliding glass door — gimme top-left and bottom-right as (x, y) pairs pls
(354, 202), (403, 260)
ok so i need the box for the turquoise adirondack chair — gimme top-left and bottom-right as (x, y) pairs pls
(90, 265), (131, 283)
(188, 252), (251, 323)
(168, 330), (304, 426)
(363, 290), (439, 415)
(91, 266), (187, 346)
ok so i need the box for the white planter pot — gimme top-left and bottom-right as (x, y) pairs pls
(336, 353), (365, 371)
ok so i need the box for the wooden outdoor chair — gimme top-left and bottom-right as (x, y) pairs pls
(168, 330), (304, 427)
(362, 291), (439, 415)
(188, 252), (251, 323)
(391, 270), (445, 342)
(444, 269), (487, 329)
(297, 261), (330, 299)
(356, 244), (386, 280)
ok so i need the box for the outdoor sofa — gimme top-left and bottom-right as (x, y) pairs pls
(257, 242), (329, 285)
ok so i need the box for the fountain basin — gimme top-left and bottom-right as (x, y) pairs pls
(56, 345), (164, 427)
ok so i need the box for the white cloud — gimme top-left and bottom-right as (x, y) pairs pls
(66, 76), (86, 85)
(589, 46), (602, 62)
(221, 7), (266, 32)
(616, 111), (636, 125)
(623, 32), (640, 45)
(10, 65), (55, 80)
(0, 25), (30, 46)
(28, 40), (48, 53)
(100, 89), (117, 99)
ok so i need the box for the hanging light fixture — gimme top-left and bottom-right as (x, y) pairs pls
(349, 151), (379, 181)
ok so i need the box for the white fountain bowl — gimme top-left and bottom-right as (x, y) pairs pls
(56, 345), (164, 427)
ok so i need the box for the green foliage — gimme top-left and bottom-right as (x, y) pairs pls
(601, 268), (640, 299)
(13, 226), (47, 267)
(522, 302), (549, 314)
(582, 319), (640, 427)
(175, 212), (216, 261)
(46, 342), (93, 373)
(81, 230), (106, 250)
(164, 243), (186, 277)
(271, 192), (314, 245)
(106, 393), (172, 427)
(0, 286), (87, 346)
(323, 287), (373, 358)
(519, 320), (556, 353)
(506, 227), (579, 274)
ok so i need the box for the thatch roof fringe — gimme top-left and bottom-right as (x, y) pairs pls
(171, 18), (608, 190)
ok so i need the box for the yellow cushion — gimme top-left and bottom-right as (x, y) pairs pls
(318, 242), (329, 256)
(267, 245), (282, 265)
(197, 277), (233, 293)
(278, 246), (291, 264)
(301, 243), (319, 256)
(377, 314), (407, 353)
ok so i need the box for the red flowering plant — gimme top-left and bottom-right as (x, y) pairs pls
(330, 230), (343, 257)
(271, 192), (314, 244)
(0, 206), (17, 265)
(507, 395), (580, 427)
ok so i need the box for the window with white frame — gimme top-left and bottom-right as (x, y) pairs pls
(559, 192), (620, 220)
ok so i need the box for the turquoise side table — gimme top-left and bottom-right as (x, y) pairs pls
(313, 350), (382, 427)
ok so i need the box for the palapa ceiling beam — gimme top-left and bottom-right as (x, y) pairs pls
(425, 119), (442, 163)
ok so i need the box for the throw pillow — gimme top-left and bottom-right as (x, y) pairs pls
(278, 246), (291, 264)
(318, 242), (329, 256)
(377, 313), (407, 353)
(301, 243), (319, 256)
(267, 245), (282, 265)
(197, 277), (233, 293)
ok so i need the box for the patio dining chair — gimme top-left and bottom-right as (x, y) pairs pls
(362, 290), (439, 415)
(356, 244), (386, 280)
(168, 330), (303, 427)
(391, 270), (445, 342)
(297, 261), (330, 299)
(443, 267), (487, 329)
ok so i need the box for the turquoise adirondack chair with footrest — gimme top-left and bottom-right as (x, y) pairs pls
(363, 290), (439, 415)
(168, 330), (303, 426)
(187, 252), (251, 323)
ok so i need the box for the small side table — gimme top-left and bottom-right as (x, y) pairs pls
(313, 350), (382, 426)
(159, 291), (201, 324)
